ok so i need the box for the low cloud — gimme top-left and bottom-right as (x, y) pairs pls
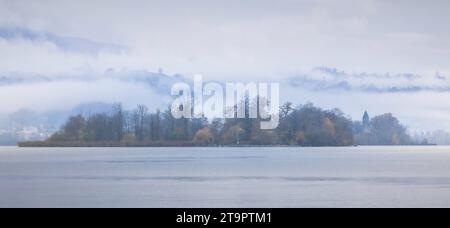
(0, 79), (170, 113)
(288, 67), (450, 93)
(0, 26), (127, 55)
(0, 69), (188, 96)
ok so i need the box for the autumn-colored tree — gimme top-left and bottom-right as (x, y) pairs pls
(194, 128), (214, 146)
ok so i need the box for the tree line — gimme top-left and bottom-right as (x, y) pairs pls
(36, 102), (415, 147)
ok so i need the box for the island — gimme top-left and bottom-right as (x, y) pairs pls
(18, 101), (432, 147)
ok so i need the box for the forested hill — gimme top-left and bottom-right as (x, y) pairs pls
(18, 102), (421, 147)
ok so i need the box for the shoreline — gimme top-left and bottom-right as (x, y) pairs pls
(17, 141), (437, 148)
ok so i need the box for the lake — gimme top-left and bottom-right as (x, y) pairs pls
(1, 146), (450, 208)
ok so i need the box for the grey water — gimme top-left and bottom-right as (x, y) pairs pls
(1, 146), (450, 208)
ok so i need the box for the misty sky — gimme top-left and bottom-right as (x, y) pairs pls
(1, 0), (450, 131)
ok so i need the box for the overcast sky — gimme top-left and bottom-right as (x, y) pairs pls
(1, 0), (450, 131)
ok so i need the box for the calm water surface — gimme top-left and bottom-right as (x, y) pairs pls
(1, 146), (450, 208)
